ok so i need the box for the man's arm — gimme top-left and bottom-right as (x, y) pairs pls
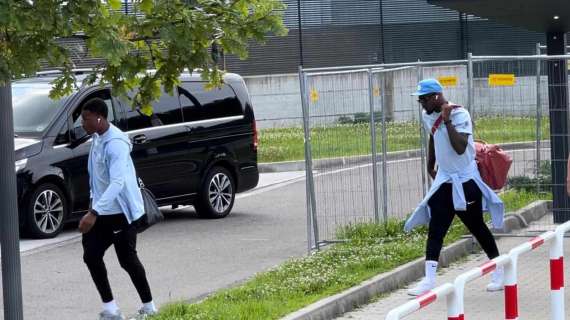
(92, 140), (129, 213)
(428, 135), (436, 179)
(444, 121), (469, 155)
(441, 103), (469, 155)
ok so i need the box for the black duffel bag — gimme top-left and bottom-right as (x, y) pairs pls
(135, 178), (164, 233)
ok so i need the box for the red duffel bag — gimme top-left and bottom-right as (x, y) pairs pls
(474, 140), (512, 190)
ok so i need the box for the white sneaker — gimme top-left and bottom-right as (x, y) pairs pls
(99, 310), (125, 320)
(407, 278), (435, 296)
(129, 307), (158, 320)
(486, 268), (504, 292)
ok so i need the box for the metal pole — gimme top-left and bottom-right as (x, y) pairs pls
(546, 33), (570, 223)
(298, 67), (320, 250)
(297, 0), (304, 67)
(299, 67), (313, 252)
(0, 82), (24, 320)
(417, 63), (428, 194)
(368, 70), (380, 223)
(380, 73), (389, 224)
(536, 43), (542, 193)
(467, 52), (474, 114)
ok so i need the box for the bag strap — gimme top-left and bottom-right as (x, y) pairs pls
(431, 105), (462, 135)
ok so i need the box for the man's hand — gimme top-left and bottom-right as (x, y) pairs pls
(79, 211), (97, 234)
(441, 103), (452, 122)
(567, 179), (570, 196)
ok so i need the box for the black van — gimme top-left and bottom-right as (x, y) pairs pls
(13, 72), (259, 238)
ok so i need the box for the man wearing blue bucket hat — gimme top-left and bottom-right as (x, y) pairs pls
(405, 79), (505, 296)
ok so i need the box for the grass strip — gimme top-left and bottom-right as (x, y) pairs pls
(151, 190), (550, 320)
(258, 116), (550, 163)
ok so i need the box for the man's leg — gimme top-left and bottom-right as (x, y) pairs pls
(113, 220), (153, 304)
(408, 183), (455, 296)
(456, 180), (503, 291)
(426, 183), (456, 261)
(456, 180), (499, 259)
(82, 218), (114, 302)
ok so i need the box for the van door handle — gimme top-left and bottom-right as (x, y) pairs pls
(132, 134), (148, 144)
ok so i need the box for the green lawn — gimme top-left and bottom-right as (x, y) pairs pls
(151, 190), (551, 320)
(259, 116), (550, 163)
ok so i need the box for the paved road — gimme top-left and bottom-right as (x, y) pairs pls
(0, 172), (309, 320)
(0, 147), (551, 319)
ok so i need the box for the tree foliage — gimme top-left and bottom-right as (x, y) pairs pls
(0, 0), (286, 113)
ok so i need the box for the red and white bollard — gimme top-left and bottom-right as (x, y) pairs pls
(550, 221), (570, 320)
(448, 255), (511, 320)
(504, 231), (556, 320)
(385, 283), (455, 320)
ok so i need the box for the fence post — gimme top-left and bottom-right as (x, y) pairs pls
(417, 63), (429, 194)
(298, 66), (320, 252)
(550, 230), (565, 320)
(449, 277), (466, 320)
(467, 52), (474, 114)
(536, 43), (542, 193)
(368, 69), (381, 223)
(380, 71), (389, 224)
(504, 255), (519, 320)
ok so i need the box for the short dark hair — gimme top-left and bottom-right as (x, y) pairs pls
(82, 98), (108, 119)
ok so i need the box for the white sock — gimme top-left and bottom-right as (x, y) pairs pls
(425, 260), (438, 283)
(492, 265), (504, 280)
(143, 301), (157, 312)
(103, 300), (120, 314)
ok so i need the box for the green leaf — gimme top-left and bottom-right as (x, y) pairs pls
(108, 0), (122, 10)
(140, 0), (154, 14)
(140, 104), (153, 116)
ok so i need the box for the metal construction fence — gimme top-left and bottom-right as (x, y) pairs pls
(299, 53), (570, 250)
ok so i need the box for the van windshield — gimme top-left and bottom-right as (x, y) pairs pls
(12, 83), (69, 134)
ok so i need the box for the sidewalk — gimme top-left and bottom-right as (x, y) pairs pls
(336, 215), (570, 319)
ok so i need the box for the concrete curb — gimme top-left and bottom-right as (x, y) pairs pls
(281, 200), (552, 320)
(260, 140), (550, 173)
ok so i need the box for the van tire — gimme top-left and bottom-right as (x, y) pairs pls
(195, 166), (235, 219)
(25, 183), (67, 239)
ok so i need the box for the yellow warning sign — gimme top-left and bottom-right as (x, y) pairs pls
(373, 86), (381, 97)
(488, 74), (516, 86)
(310, 88), (319, 103)
(437, 76), (458, 87)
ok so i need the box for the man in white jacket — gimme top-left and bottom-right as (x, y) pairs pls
(406, 79), (504, 296)
(78, 98), (157, 319)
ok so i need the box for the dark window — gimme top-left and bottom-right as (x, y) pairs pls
(12, 84), (68, 134)
(124, 89), (183, 130)
(55, 90), (116, 145)
(178, 82), (242, 122)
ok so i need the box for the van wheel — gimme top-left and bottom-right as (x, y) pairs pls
(25, 183), (67, 238)
(195, 167), (235, 219)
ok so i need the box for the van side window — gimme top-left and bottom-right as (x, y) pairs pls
(179, 82), (242, 122)
(178, 86), (201, 122)
(125, 89), (183, 130)
(55, 90), (116, 145)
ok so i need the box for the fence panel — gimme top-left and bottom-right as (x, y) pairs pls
(299, 55), (570, 247)
(305, 70), (379, 244)
(471, 58), (554, 232)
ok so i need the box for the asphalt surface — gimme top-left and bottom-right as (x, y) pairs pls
(0, 146), (552, 319)
(0, 172), (309, 320)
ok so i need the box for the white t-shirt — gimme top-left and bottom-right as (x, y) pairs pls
(422, 105), (476, 176)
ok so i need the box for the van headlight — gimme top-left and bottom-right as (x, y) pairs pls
(15, 159), (27, 172)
